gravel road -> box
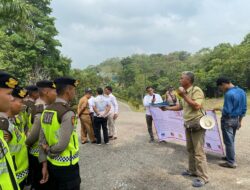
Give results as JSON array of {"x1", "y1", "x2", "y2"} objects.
[{"x1": 78, "y1": 102, "x2": 250, "y2": 190}]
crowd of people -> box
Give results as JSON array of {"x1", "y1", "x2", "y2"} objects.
[
  {"x1": 77, "y1": 86, "x2": 119, "y2": 145},
  {"x1": 0, "y1": 71, "x2": 120, "y2": 190},
  {"x1": 143, "y1": 71, "x2": 247, "y2": 188},
  {"x1": 0, "y1": 70, "x2": 247, "y2": 189},
  {"x1": 0, "y1": 71, "x2": 83, "y2": 190}
]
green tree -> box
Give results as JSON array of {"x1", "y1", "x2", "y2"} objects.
[{"x1": 0, "y1": 0, "x2": 71, "y2": 85}]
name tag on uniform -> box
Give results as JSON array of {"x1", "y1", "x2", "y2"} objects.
[{"x1": 43, "y1": 112, "x2": 54, "y2": 124}]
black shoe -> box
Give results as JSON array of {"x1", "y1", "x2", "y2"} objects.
[{"x1": 221, "y1": 156, "x2": 227, "y2": 161}]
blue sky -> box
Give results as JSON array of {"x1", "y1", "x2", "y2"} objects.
[{"x1": 51, "y1": 0, "x2": 250, "y2": 68}]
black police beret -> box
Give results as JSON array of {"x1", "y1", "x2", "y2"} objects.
[
  {"x1": 25, "y1": 85, "x2": 38, "y2": 92},
  {"x1": 54, "y1": 77, "x2": 79, "y2": 87},
  {"x1": 36, "y1": 80, "x2": 56, "y2": 89},
  {"x1": 0, "y1": 71, "x2": 18, "y2": 89},
  {"x1": 12, "y1": 86, "x2": 28, "y2": 99}
]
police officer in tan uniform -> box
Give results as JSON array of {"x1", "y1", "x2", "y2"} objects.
[
  {"x1": 23, "y1": 85, "x2": 39, "y2": 135},
  {"x1": 0, "y1": 71, "x2": 20, "y2": 190},
  {"x1": 26, "y1": 80, "x2": 57, "y2": 190},
  {"x1": 39, "y1": 77, "x2": 81, "y2": 190},
  {"x1": 78, "y1": 88, "x2": 96, "y2": 144},
  {"x1": 6, "y1": 86, "x2": 29, "y2": 189}
]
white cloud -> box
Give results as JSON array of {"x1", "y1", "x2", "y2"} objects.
[{"x1": 51, "y1": 0, "x2": 250, "y2": 68}]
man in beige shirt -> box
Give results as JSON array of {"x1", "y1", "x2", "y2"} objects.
[
  {"x1": 161, "y1": 71, "x2": 209, "y2": 188},
  {"x1": 78, "y1": 88, "x2": 96, "y2": 144}
]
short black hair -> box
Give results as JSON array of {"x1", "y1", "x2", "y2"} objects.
[
  {"x1": 85, "y1": 88, "x2": 92, "y2": 94},
  {"x1": 146, "y1": 86, "x2": 153, "y2": 91},
  {"x1": 105, "y1": 86, "x2": 112, "y2": 92},
  {"x1": 216, "y1": 77, "x2": 231, "y2": 86},
  {"x1": 96, "y1": 87, "x2": 103, "y2": 95}
]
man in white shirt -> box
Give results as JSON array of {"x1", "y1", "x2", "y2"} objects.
[
  {"x1": 93, "y1": 88, "x2": 111, "y2": 145},
  {"x1": 104, "y1": 86, "x2": 119, "y2": 140},
  {"x1": 143, "y1": 86, "x2": 163, "y2": 142},
  {"x1": 88, "y1": 95, "x2": 95, "y2": 127}
]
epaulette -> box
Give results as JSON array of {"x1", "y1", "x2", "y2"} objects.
[
  {"x1": 46, "y1": 102, "x2": 74, "y2": 123},
  {"x1": 30, "y1": 104, "x2": 44, "y2": 124},
  {"x1": 35, "y1": 104, "x2": 44, "y2": 114}
]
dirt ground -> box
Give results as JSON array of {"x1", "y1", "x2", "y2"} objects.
[{"x1": 78, "y1": 102, "x2": 250, "y2": 190}]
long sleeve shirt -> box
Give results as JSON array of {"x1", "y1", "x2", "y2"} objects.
[
  {"x1": 78, "y1": 96, "x2": 90, "y2": 115},
  {"x1": 222, "y1": 86, "x2": 247, "y2": 118},
  {"x1": 105, "y1": 93, "x2": 119, "y2": 114},
  {"x1": 88, "y1": 96, "x2": 95, "y2": 113},
  {"x1": 143, "y1": 93, "x2": 163, "y2": 115},
  {"x1": 25, "y1": 99, "x2": 46, "y2": 147}
]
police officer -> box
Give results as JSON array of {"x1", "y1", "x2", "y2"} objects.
[
  {"x1": 0, "y1": 71, "x2": 20, "y2": 190},
  {"x1": 25, "y1": 80, "x2": 57, "y2": 190},
  {"x1": 39, "y1": 77, "x2": 81, "y2": 190},
  {"x1": 25, "y1": 85, "x2": 39, "y2": 103},
  {"x1": 23, "y1": 85, "x2": 39, "y2": 134},
  {"x1": 6, "y1": 86, "x2": 29, "y2": 189}
]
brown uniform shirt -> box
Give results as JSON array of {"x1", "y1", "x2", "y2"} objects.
[
  {"x1": 78, "y1": 96, "x2": 90, "y2": 115},
  {"x1": 180, "y1": 86, "x2": 205, "y2": 122}
]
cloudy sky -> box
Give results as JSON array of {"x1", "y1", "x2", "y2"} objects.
[{"x1": 51, "y1": 0, "x2": 250, "y2": 68}]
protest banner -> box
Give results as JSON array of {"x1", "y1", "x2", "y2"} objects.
[{"x1": 150, "y1": 107, "x2": 224, "y2": 155}]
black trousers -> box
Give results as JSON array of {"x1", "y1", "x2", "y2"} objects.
[
  {"x1": 48, "y1": 162, "x2": 81, "y2": 190},
  {"x1": 29, "y1": 154, "x2": 50, "y2": 190},
  {"x1": 90, "y1": 113, "x2": 95, "y2": 138},
  {"x1": 94, "y1": 117, "x2": 109, "y2": 144},
  {"x1": 146, "y1": 115, "x2": 154, "y2": 140}
]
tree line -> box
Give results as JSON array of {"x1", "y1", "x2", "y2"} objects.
[
  {"x1": 1, "y1": 1, "x2": 249, "y2": 106},
  {"x1": 0, "y1": 0, "x2": 71, "y2": 86},
  {"x1": 77, "y1": 34, "x2": 250, "y2": 107}
]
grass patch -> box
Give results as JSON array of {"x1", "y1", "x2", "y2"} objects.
[{"x1": 117, "y1": 98, "x2": 144, "y2": 112}]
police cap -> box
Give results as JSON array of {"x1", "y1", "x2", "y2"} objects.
[
  {"x1": 36, "y1": 80, "x2": 56, "y2": 89},
  {"x1": 12, "y1": 86, "x2": 28, "y2": 99},
  {"x1": 54, "y1": 77, "x2": 79, "y2": 87},
  {"x1": 25, "y1": 85, "x2": 38, "y2": 92},
  {"x1": 0, "y1": 71, "x2": 18, "y2": 89}
]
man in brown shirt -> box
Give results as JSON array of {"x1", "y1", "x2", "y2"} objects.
[
  {"x1": 78, "y1": 88, "x2": 96, "y2": 144},
  {"x1": 161, "y1": 71, "x2": 209, "y2": 188}
]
